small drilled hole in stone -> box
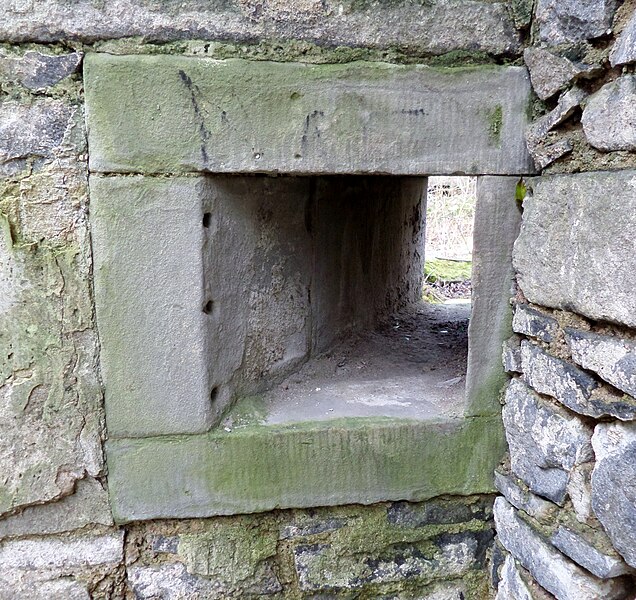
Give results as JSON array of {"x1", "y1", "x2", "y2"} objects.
[
  {"x1": 210, "y1": 387, "x2": 219, "y2": 403},
  {"x1": 202, "y1": 212, "x2": 212, "y2": 228},
  {"x1": 204, "y1": 300, "x2": 214, "y2": 314}
]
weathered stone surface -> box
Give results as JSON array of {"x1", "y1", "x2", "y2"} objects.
[
  {"x1": 551, "y1": 526, "x2": 633, "y2": 579},
  {"x1": 514, "y1": 171, "x2": 636, "y2": 328},
  {"x1": 178, "y1": 521, "x2": 280, "y2": 593},
  {"x1": 582, "y1": 75, "x2": 636, "y2": 151},
  {"x1": 85, "y1": 54, "x2": 534, "y2": 176},
  {"x1": 527, "y1": 138, "x2": 574, "y2": 171},
  {"x1": 0, "y1": 200, "x2": 104, "y2": 517},
  {"x1": 91, "y1": 175, "x2": 215, "y2": 437},
  {"x1": 128, "y1": 562, "x2": 276, "y2": 600},
  {"x1": 465, "y1": 177, "x2": 522, "y2": 417},
  {"x1": 520, "y1": 341, "x2": 605, "y2": 417},
  {"x1": 567, "y1": 463, "x2": 594, "y2": 525},
  {"x1": 508, "y1": 0, "x2": 535, "y2": 29},
  {"x1": 494, "y1": 471, "x2": 557, "y2": 522},
  {"x1": 535, "y1": 0, "x2": 618, "y2": 44},
  {"x1": 0, "y1": 532, "x2": 124, "y2": 572},
  {"x1": 293, "y1": 529, "x2": 492, "y2": 591},
  {"x1": 106, "y1": 416, "x2": 505, "y2": 522},
  {"x1": 566, "y1": 328, "x2": 636, "y2": 398},
  {"x1": 0, "y1": 576, "x2": 90, "y2": 600},
  {"x1": 0, "y1": 99, "x2": 77, "y2": 176},
  {"x1": 502, "y1": 379, "x2": 593, "y2": 504},
  {"x1": 128, "y1": 563, "x2": 214, "y2": 600},
  {"x1": 512, "y1": 304, "x2": 559, "y2": 343},
  {"x1": 0, "y1": 478, "x2": 112, "y2": 539},
  {"x1": 525, "y1": 88, "x2": 587, "y2": 169},
  {"x1": 129, "y1": 500, "x2": 495, "y2": 598},
  {"x1": 0, "y1": 73, "x2": 103, "y2": 529},
  {"x1": 150, "y1": 535, "x2": 179, "y2": 555},
  {"x1": 494, "y1": 498, "x2": 631, "y2": 600},
  {"x1": 524, "y1": 48, "x2": 598, "y2": 100},
  {"x1": 0, "y1": 1, "x2": 520, "y2": 56},
  {"x1": 591, "y1": 422, "x2": 636, "y2": 568},
  {"x1": 0, "y1": 51, "x2": 82, "y2": 90},
  {"x1": 387, "y1": 496, "x2": 493, "y2": 528},
  {"x1": 496, "y1": 554, "x2": 554, "y2": 600},
  {"x1": 503, "y1": 336, "x2": 523, "y2": 373},
  {"x1": 0, "y1": 534, "x2": 120, "y2": 600},
  {"x1": 280, "y1": 517, "x2": 348, "y2": 540},
  {"x1": 530, "y1": 88, "x2": 588, "y2": 139},
  {"x1": 610, "y1": 9, "x2": 636, "y2": 66}
]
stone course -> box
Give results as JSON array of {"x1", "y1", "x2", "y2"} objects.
[
  {"x1": 0, "y1": 0, "x2": 521, "y2": 58},
  {"x1": 534, "y1": 0, "x2": 618, "y2": 44},
  {"x1": 502, "y1": 379, "x2": 594, "y2": 504},
  {"x1": 523, "y1": 47, "x2": 598, "y2": 101},
  {"x1": 495, "y1": 554, "x2": 555, "y2": 600},
  {"x1": 566, "y1": 328, "x2": 636, "y2": 398},
  {"x1": 520, "y1": 341, "x2": 603, "y2": 418},
  {"x1": 494, "y1": 498, "x2": 631, "y2": 600},
  {"x1": 512, "y1": 304, "x2": 559, "y2": 344},
  {"x1": 611, "y1": 9, "x2": 636, "y2": 66},
  {"x1": 525, "y1": 87, "x2": 587, "y2": 169},
  {"x1": 514, "y1": 171, "x2": 636, "y2": 326},
  {"x1": 582, "y1": 75, "x2": 636, "y2": 152},
  {"x1": 591, "y1": 422, "x2": 636, "y2": 569},
  {"x1": 124, "y1": 498, "x2": 495, "y2": 599},
  {"x1": 501, "y1": 136, "x2": 636, "y2": 594},
  {"x1": 0, "y1": 51, "x2": 82, "y2": 90}
]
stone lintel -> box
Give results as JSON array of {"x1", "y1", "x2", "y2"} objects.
[{"x1": 84, "y1": 54, "x2": 535, "y2": 176}]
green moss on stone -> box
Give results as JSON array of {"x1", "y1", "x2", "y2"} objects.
[
  {"x1": 487, "y1": 104, "x2": 503, "y2": 146},
  {"x1": 424, "y1": 258, "x2": 472, "y2": 283},
  {"x1": 178, "y1": 519, "x2": 278, "y2": 583},
  {"x1": 515, "y1": 179, "x2": 527, "y2": 204},
  {"x1": 106, "y1": 415, "x2": 505, "y2": 522},
  {"x1": 91, "y1": 37, "x2": 504, "y2": 68},
  {"x1": 426, "y1": 49, "x2": 495, "y2": 67},
  {"x1": 508, "y1": 0, "x2": 535, "y2": 29}
]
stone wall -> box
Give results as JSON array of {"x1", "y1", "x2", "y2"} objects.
[
  {"x1": 0, "y1": 5, "x2": 523, "y2": 596},
  {"x1": 492, "y1": 2, "x2": 636, "y2": 598},
  {"x1": 3, "y1": 1, "x2": 636, "y2": 598}
]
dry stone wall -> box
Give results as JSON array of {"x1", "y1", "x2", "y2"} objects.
[{"x1": 493, "y1": 2, "x2": 636, "y2": 598}]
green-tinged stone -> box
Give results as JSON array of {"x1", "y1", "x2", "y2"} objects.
[
  {"x1": 106, "y1": 415, "x2": 505, "y2": 522},
  {"x1": 84, "y1": 54, "x2": 534, "y2": 176}
]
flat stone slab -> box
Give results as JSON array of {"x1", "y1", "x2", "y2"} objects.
[
  {"x1": 494, "y1": 497, "x2": 631, "y2": 600},
  {"x1": 502, "y1": 379, "x2": 593, "y2": 505},
  {"x1": 91, "y1": 175, "x2": 215, "y2": 437},
  {"x1": 106, "y1": 416, "x2": 505, "y2": 522},
  {"x1": 1, "y1": 1, "x2": 520, "y2": 56},
  {"x1": 591, "y1": 421, "x2": 636, "y2": 568},
  {"x1": 84, "y1": 54, "x2": 534, "y2": 176},
  {"x1": 465, "y1": 176, "x2": 521, "y2": 417},
  {"x1": 514, "y1": 171, "x2": 636, "y2": 328}
]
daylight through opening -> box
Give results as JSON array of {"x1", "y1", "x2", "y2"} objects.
[{"x1": 201, "y1": 174, "x2": 477, "y2": 430}]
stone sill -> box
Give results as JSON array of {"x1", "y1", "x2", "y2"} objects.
[{"x1": 107, "y1": 415, "x2": 505, "y2": 523}]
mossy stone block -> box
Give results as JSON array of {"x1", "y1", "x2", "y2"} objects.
[
  {"x1": 84, "y1": 54, "x2": 535, "y2": 176},
  {"x1": 106, "y1": 416, "x2": 505, "y2": 522}
]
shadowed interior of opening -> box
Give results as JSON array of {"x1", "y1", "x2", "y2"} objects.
[{"x1": 200, "y1": 174, "x2": 475, "y2": 428}]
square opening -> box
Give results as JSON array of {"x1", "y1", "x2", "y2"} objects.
[
  {"x1": 87, "y1": 54, "x2": 530, "y2": 520},
  {"x1": 202, "y1": 174, "x2": 476, "y2": 428}
]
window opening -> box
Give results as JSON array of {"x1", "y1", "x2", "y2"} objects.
[{"x1": 215, "y1": 175, "x2": 476, "y2": 429}]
